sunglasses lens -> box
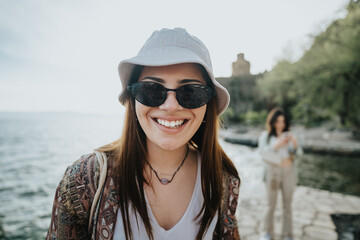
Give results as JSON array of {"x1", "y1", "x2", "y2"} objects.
[
  {"x1": 131, "y1": 82, "x2": 166, "y2": 107},
  {"x1": 177, "y1": 85, "x2": 214, "y2": 109}
]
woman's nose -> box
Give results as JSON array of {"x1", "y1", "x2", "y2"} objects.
[{"x1": 159, "y1": 91, "x2": 183, "y2": 112}]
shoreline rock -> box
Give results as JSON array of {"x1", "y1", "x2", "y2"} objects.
[{"x1": 221, "y1": 126, "x2": 360, "y2": 157}]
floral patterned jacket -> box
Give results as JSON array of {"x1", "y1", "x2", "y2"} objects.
[{"x1": 46, "y1": 152, "x2": 241, "y2": 240}]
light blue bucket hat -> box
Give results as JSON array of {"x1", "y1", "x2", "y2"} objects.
[{"x1": 117, "y1": 27, "x2": 230, "y2": 115}]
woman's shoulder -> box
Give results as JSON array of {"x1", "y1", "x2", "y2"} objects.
[
  {"x1": 259, "y1": 130, "x2": 268, "y2": 139},
  {"x1": 64, "y1": 152, "x2": 101, "y2": 183},
  {"x1": 46, "y1": 153, "x2": 104, "y2": 238},
  {"x1": 72, "y1": 152, "x2": 97, "y2": 166},
  {"x1": 57, "y1": 153, "x2": 103, "y2": 218},
  {"x1": 258, "y1": 130, "x2": 270, "y2": 149},
  {"x1": 58, "y1": 153, "x2": 102, "y2": 207}
]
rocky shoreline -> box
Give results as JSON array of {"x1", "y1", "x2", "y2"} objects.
[{"x1": 221, "y1": 125, "x2": 360, "y2": 157}]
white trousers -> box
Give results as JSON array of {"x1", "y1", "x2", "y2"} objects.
[{"x1": 263, "y1": 164, "x2": 296, "y2": 238}]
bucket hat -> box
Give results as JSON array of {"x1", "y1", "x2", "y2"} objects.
[{"x1": 117, "y1": 27, "x2": 230, "y2": 115}]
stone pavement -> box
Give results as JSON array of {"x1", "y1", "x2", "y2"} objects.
[
  {"x1": 236, "y1": 184, "x2": 360, "y2": 240},
  {"x1": 219, "y1": 137, "x2": 360, "y2": 240}
]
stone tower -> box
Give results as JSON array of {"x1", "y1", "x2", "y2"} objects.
[{"x1": 232, "y1": 53, "x2": 251, "y2": 76}]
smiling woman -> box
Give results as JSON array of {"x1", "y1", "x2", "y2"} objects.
[{"x1": 46, "y1": 27, "x2": 240, "y2": 240}]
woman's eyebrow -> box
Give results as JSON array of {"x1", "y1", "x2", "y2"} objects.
[
  {"x1": 141, "y1": 77, "x2": 203, "y2": 84},
  {"x1": 180, "y1": 79, "x2": 203, "y2": 84},
  {"x1": 141, "y1": 76, "x2": 164, "y2": 83}
]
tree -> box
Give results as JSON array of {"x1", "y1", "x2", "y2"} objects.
[
  {"x1": 257, "y1": 1, "x2": 360, "y2": 136},
  {"x1": 294, "y1": 0, "x2": 360, "y2": 132}
]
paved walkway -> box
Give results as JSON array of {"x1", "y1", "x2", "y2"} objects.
[
  {"x1": 236, "y1": 184, "x2": 360, "y2": 240},
  {"x1": 219, "y1": 137, "x2": 360, "y2": 240}
]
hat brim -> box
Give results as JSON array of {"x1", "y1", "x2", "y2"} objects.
[{"x1": 118, "y1": 46, "x2": 230, "y2": 115}]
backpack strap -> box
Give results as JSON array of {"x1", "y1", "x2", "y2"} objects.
[{"x1": 88, "y1": 151, "x2": 108, "y2": 231}]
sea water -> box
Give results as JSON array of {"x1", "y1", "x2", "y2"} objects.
[{"x1": 0, "y1": 112, "x2": 124, "y2": 239}]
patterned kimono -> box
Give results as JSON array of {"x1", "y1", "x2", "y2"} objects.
[{"x1": 46, "y1": 152, "x2": 241, "y2": 240}]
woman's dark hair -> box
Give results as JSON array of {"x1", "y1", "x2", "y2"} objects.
[
  {"x1": 265, "y1": 107, "x2": 290, "y2": 143},
  {"x1": 96, "y1": 63, "x2": 239, "y2": 240}
]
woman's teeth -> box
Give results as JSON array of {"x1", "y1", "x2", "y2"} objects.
[{"x1": 156, "y1": 119, "x2": 185, "y2": 128}]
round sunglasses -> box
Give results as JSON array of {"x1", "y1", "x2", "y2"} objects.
[{"x1": 127, "y1": 82, "x2": 215, "y2": 109}]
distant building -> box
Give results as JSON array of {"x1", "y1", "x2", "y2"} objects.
[
  {"x1": 232, "y1": 53, "x2": 251, "y2": 76},
  {"x1": 217, "y1": 53, "x2": 262, "y2": 115}
]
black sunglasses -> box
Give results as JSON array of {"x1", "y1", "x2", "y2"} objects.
[{"x1": 127, "y1": 82, "x2": 215, "y2": 109}]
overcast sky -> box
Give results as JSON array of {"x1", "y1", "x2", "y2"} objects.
[{"x1": 0, "y1": 0, "x2": 349, "y2": 114}]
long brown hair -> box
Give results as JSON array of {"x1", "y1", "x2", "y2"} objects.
[
  {"x1": 265, "y1": 107, "x2": 290, "y2": 143},
  {"x1": 96, "y1": 64, "x2": 239, "y2": 240}
]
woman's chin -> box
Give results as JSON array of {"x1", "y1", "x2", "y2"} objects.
[{"x1": 151, "y1": 140, "x2": 187, "y2": 152}]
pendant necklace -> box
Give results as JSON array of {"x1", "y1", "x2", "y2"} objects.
[{"x1": 146, "y1": 145, "x2": 189, "y2": 185}]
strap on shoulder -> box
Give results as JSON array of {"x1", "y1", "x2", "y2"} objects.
[{"x1": 88, "y1": 151, "x2": 108, "y2": 231}]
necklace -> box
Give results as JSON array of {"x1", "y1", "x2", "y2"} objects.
[{"x1": 146, "y1": 145, "x2": 189, "y2": 185}]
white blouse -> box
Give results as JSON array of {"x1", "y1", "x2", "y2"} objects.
[
  {"x1": 113, "y1": 151, "x2": 218, "y2": 240},
  {"x1": 269, "y1": 135, "x2": 291, "y2": 159}
]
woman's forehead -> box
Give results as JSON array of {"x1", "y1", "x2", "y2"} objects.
[
  {"x1": 138, "y1": 63, "x2": 206, "y2": 84},
  {"x1": 276, "y1": 115, "x2": 285, "y2": 121}
]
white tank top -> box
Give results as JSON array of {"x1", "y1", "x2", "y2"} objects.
[{"x1": 113, "y1": 151, "x2": 218, "y2": 240}]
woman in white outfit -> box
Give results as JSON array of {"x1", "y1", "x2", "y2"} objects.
[{"x1": 258, "y1": 107, "x2": 302, "y2": 240}]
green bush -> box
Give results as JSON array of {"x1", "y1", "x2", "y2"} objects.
[
  {"x1": 221, "y1": 108, "x2": 268, "y2": 126},
  {"x1": 244, "y1": 110, "x2": 267, "y2": 126},
  {"x1": 221, "y1": 107, "x2": 243, "y2": 124}
]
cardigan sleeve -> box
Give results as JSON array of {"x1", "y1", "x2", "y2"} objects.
[
  {"x1": 227, "y1": 173, "x2": 241, "y2": 240},
  {"x1": 213, "y1": 171, "x2": 241, "y2": 240},
  {"x1": 258, "y1": 131, "x2": 274, "y2": 152},
  {"x1": 46, "y1": 153, "x2": 100, "y2": 240}
]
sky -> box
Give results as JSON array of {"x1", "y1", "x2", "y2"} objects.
[{"x1": 0, "y1": 0, "x2": 349, "y2": 114}]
